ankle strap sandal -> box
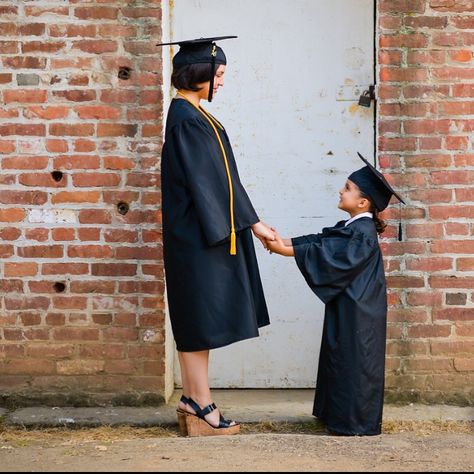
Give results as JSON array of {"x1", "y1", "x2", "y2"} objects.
[{"x1": 185, "y1": 398, "x2": 240, "y2": 437}]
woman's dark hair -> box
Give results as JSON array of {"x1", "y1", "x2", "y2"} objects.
[
  {"x1": 360, "y1": 191, "x2": 387, "y2": 235},
  {"x1": 171, "y1": 63, "x2": 213, "y2": 91}
]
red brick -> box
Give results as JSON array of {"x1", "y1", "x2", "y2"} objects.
[
  {"x1": 73, "y1": 173, "x2": 120, "y2": 187},
  {"x1": 0, "y1": 228, "x2": 21, "y2": 241},
  {"x1": 49, "y1": 123, "x2": 94, "y2": 136},
  {"x1": 104, "y1": 230, "x2": 138, "y2": 243},
  {"x1": 0, "y1": 140, "x2": 15, "y2": 153},
  {"x1": 97, "y1": 124, "x2": 137, "y2": 137},
  {"x1": 0, "y1": 190, "x2": 48, "y2": 205},
  {"x1": 104, "y1": 156, "x2": 135, "y2": 170},
  {"x1": 78, "y1": 210, "x2": 112, "y2": 224},
  {"x1": 0, "y1": 124, "x2": 46, "y2": 137},
  {"x1": 20, "y1": 173, "x2": 67, "y2": 187},
  {"x1": 429, "y1": 205, "x2": 474, "y2": 219},
  {"x1": 78, "y1": 228, "x2": 101, "y2": 241},
  {"x1": 52, "y1": 90, "x2": 96, "y2": 102},
  {"x1": 25, "y1": 106, "x2": 69, "y2": 120},
  {"x1": 432, "y1": 240, "x2": 474, "y2": 254},
  {"x1": 430, "y1": 275, "x2": 474, "y2": 289},
  {"x1": 434, "y1": 308, "x2": 474, "y2": 322},
  {"x1": 406, "y1": 291, "x2": 443, "y2": 307},
  {"x1": 379, "y1": 0, "x2": 426, "y2": 13},
  {"x1": 407, "y1": 324, "x2": 452, "y2": 338},
  {"x1": 25, "y1": 228, "x2": 49, "y2": 242},
  {"x1": 446, "y1": 223, "x2": 469, "y2": 235},
  {"x1": 0, "y1": 209, "x2": 26, "y2": 222},
  {"x1": 71, "y1": 281, "x2": 115, "y2": 294},
  {"x1": 2, "y1": 156, "x2": 49, "y2": 170},
  {"x1": 5, "y1": 296, "x2": 50, "y2": 311},
  {"x1": 403, "y1": 154, "x2": 451, "y2": 168},
  {"x1": 46, "y1": 139, "x2": 68, "y2": 153},
  {"x1": 91, "y1": 264, "x2": 137, "y2": 276},
  {"x1": 73, "y1": 40, "x2": 117, "y2": 54},
  {"x1": 22, "y1": 41, "x2": 66, "y2": 54},
  {"x1": 102, "y1": 327, "x2": 139, "y2": 342},
  {"x1": 25, "y1": 6, "x2": 68, "y2": 16},
  {"x1": 53, "y1": 296, "x2": 87, "y2": 310},
  {"x1": 457, "y1": 258, "x2": 474, "y2": 271},
  {"x1": 68, "y1": 245, "x2": 113, "y2": 259},
  {"x1": 73, "y1": 139, "x2": 96, "y2": 152},
  {"x1": 406, "y1": 256, "x2": 453, "y2": 271},
  {"x1": 386, "y1": 276, "x2": 425, "y2": 288},
  {"x1": 115, "y1": 246, "x2": 161, "y2": 260},
  {"x1": 75, "y1": 106, "x2": 121, "y2": 120},
  {"x1": 53, "y1": 327, "x2": 100, "y2": 341},
  {"x1": 0, "y1": 245, "x2": 14, "y2": 258},
  {"x1": 42, "y1": 263, "x2": 88, "y2": 275},
  {"x1": 52, "y1": 191, "x2": 100, "y2": 204},
  {"x1": 4, "y1": 263, "x2": 38, "y2": 277},
  {"x1": 431, "y1": 341, "x2": 473, "y2": 356},
  {"x1": 405, "y1": 15, "x2": 448, "y2": 28},
  {"x1": 74, "y1": 7, "x2": 119, "y2": 20},
  {"x1": 3, "y1": 57, "x2": 47, "y2": 69},
  {"x1": 18, "y1": 245, "x2": 63, "y2": 258},
  {"x1": 54, "y1": 155, "x2": 100, "y2": 170}
]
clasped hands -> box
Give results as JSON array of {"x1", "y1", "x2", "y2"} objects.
[{"x1": 251, "y1": 221, "x2": 286, "y2": 255}]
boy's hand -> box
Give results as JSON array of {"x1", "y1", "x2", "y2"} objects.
[{"x1": 265, "y1": 230, "x2": 294, "y2": 257}]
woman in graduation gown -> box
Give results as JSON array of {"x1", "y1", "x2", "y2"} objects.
[
  {"x1": 266, "y1": 154, "x2": 404, "y2": 436},
  {"x1": 158, "y1": 37, "x2": 274, "y2": 436}
]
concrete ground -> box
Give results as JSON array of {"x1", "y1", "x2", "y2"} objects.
[
  {"x1": 3, "y1": 390, "x2": 474, "y2": 428},
  {"x1": 1, "y1": 391, "x2": 473, "y2": 472}
]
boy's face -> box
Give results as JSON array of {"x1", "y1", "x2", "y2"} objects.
[{"x1": 338, "y1": 179, "x2": 370, "y2": 216}]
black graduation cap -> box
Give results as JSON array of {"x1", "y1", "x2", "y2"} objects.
[
  {"x1": 349, "y1": 152, "x2": 405, "y2": 212},
  {"x1": 157, "y1": 36, "x2": 237, "y2": 102}
]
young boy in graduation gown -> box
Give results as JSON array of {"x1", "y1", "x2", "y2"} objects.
[{"x1": 266, "y1": 153, "x2": 404, "y2": 436}]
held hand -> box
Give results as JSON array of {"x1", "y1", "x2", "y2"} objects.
[
  {"x1": 266, "y1": 232, "x2": 294, "y2": 257},
  {"x1": 252, "y1": 221, "x2": 276, "y2": 249}
]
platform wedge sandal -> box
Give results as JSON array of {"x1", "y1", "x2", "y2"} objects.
[
  {"x1": 184, "y1": 398, "x2": 240, "y2": 437},
  {"x1": 176, "y1": 395, "x2": 190, "y2": 436}
]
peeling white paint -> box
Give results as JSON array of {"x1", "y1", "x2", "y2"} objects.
[
  {"x1": 143, "y1": 330, "x2": 156, "y2": 342},
  {"x1": 28, "y1": 209, "x2": 77, "y2": 224}
]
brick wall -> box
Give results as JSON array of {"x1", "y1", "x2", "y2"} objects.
[
  {"x1": 378, "y1": 0, "x2": 474, "y2": 404},
  {"x1": 0, "y1": 0, "x2": 165, "y2": 406},
  {"x1": 1, "y1": 0, "x2": 473, "y2": 407}
]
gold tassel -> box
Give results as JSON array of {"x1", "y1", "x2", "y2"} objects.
[{"x1": 230, "y1": 231, "x2": 237, "y2": 255}]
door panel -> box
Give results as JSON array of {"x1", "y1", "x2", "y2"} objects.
[{"x1": 168, "y1": 0, "x2": 375, "y2": 387}]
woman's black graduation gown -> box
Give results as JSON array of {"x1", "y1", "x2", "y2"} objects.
[
  {"x1": 292, "y1": 217, "x2": 387, "y2": 436},
  {"x1": 161, "y1": 98, "x2": 270, "y2": 352}
]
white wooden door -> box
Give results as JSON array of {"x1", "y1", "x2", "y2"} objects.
[{"x1": 168, "y1": 0, "x2": 375, "y2": 387}]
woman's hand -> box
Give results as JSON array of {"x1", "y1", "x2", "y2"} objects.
[{"x1": 251, "y1": 221, "x2": 276, "y2": 249}]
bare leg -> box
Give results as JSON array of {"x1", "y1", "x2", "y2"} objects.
[
  {"x1": 178, "y1": 350, "x2": 235, "y2": 427},
  {"x1": 177, "y1": 352, "x2": 192, "y2": 412}
]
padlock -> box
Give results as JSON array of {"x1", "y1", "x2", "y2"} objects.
[
  {"x1": 358, "y1": 85, "x2": 375, "y2": 108},
  {"x1": 358, "y1": 90, "x2": 372, "y2": 107}
]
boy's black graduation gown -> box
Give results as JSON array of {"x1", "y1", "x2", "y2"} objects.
[
  {"x1": 292, "y1": 217, "x2": 387, "y2": 436},
  {"x1": 161, "y1": 98, "x2": 270, "y2": 352}
]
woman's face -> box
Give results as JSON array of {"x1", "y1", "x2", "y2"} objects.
[
  {"x1": 197, "y1": 64, "x2": 226, "y2": 101},
  {"x1": 338, "y1": 179, "x2": 369, "y2": 215}
]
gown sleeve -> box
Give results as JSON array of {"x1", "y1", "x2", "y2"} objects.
[
  {"x1": 291, "y1": 226, "x2": 378, "y2": 304},
  {"x1": 171, "y1": 117, "x2": 259, "y2": 247}
]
